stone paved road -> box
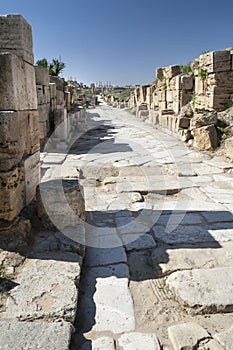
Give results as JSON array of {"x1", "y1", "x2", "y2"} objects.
[{"x1": 42, "y1": 103, "x2": 233, "y2": 349}]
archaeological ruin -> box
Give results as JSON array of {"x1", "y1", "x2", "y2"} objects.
[{"x1": 0, "y1": 13, "x2": 233, "y2": 350}]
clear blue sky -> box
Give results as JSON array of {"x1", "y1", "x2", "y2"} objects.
[{"x1": 1, "y1": 0, "x2": 233, "y2": 85}]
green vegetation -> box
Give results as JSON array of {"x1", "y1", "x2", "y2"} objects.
[
  {"x1": 202, "y1": 50, "x2": 210, "y2": 55},
  {"x1": 224, "y1": 97, "x2": 233, "y2": 110},
  {"x1": 217, "y1": 117, "x2": 229, "y2": 143},
  {"x1": 0, "y1": 265, "x2": 12, "y2": 280},
  {"x1": 36, "y1": 57, "x2": 66, "y2": 77},
  {"x1": 180, "y1": 62, "x2": 193, "y2": 75},
  {"x1": 106, "y1": 87, "x2": 134, "y2": 102},
  {"x1": 49, "y1": 58, "x2": 65, "y2": 76},
  {"x1": 36, "y1": 58, "x2": 48, "y2": 68},
  {"x1": 198, "y1": 68, "x2": 208, "y2": 81}
]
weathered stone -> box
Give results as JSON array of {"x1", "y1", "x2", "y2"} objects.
[
  {"x1": 92, "y1": 337, "x2": 116, "y2": 350},
  {"x1": 0, "y1": 15, "x2": 34, "y2": 64},
  {"x1": 214, "y1": 325, "x2": 233, "y2": 349},
  {"x1": 38, "y1": 103, "x2": 50, "y2": 122},
  {"x1": 118, "y1": 332, "x2": 161, "y2": 350},
  {"x1": 3, "y1": 258, "x2": 80, "y2": 322},
  {"x1": 225, "y1": 136, "x2": 233, "y2": 161},
  {"x1": 82, "y1": 264, "x2": 135, "y2": 333},
  {"x1": 193, "y1": 125, "x2": 218, "y2": 150},
  {"x1": 85, "y1": 246, "x2": 127, "y2": 266},
  {"x1": 23, "y1": 151, "x2": 40, "y2": 205},
  {"x1": 37, "y1": 179, "x2": 85, "y2": 230},
  {"x1": 177, "y1": 116, "x2": 190, "y2": 129},
  {"x1": 0, "y1": 321, "x2": 72, "y2": 350},
  {"x1": 0, "y1": 167, "x2": 25, "y2": 221},
  {"x1": 0, "y1": 52, "x2": 37, "y2": 111},
  {"x1": 190, "y1": 112, "x2": 218, "y2": 129},
  {"x1": 165, "y1": 65, "x2": 181, "y2": 79},
  {"x1": 152, "y1": 241, "x2": 233, "y2": 277},
  {"x1": 122, "y1": 233, "x2": 156, "y2": 251},
  {"x1": 168, "y1": 322, "x2": 210, "y2": 350},
  {"x1": 166, "y1": 267, "x2": 233, "y2": 313},
  {"x1": 35, "y1": 65, "x2": 49, "y2": 85},
  {"x1": 156, "y1": 68, "x2": 164, "y2": 80},
  {"x1": 181, "y1": 75, "x2": 194, "y2": 90},
  {"x1": 0, "y1": 110, "x2": 39, "y2": 170},
  {"x1": 179, "y1": 102, "x2": 194, "y2": 118},
  {"x1": 0, "y1": 217, "x2": 31, "y2": 252},
  {"x1": 50, "y1": 75, "x2": 64, "y2": 91}
]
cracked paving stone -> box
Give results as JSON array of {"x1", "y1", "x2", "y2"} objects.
[
  {"x1": 214, "y1": 325, "x2": 233, "y2": 350},
  {"x1": 118, "y1": 332, "x2": 161, "y2": 350}
]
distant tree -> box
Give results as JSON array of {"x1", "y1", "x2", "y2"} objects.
[
  {"x1": 36, "y1": 58, "x2": 48, "y2": 68},
  {"x1": 49, "y1": 58, "x2": 65, "y2": 77}
]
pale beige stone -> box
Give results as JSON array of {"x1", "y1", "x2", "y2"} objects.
[
  {"x1": 0, "y1": 52, "x2": 37, "y2": 110},
  {"x1": 193, "y1": 125, "x2": 218, "y2": 150}
]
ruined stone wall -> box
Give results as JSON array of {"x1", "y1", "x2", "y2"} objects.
[
  {"x1": 129, "y1": 49, "x2": 233, "y2": 153},
  {"x1": 0, "y1": 15, "x2": 40, "y2": 221}
]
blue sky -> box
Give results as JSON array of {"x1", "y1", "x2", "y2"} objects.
[{"x1": 1, "y1": 0, "x2": 233, "y2": 85}]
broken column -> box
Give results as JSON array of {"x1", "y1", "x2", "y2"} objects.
[{"x1": 0, "y1": 15, "x2": 40, "y2": 226}]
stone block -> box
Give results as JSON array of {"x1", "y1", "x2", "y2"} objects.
[
  {"x1": 225, "y1": 136, "x2": 233, "y2": 161},
  {"x1": 39, "y1": 120, "x2": 49, "y2": 141},
  {"x1": 0, "y1": 110, "x2": 39, "y2": 171},
  {"x1": 38, "y1": 103, "x2": 50, "y2": 122},
  {"x1": 0, "y1": 321, "x2": 72, "y2": 350},
  {"x1": 181, "y1": 75, "x2": 193, "y2": 90},
  {"x1": 36, "y1": 179, "x2": 85, "y2": 230},
  {"x1": 65, "y1": 91, "x2": 71, "y2": 111},
  {"x1": 118, "y1": 332, "x2": 161, "y2": 350},
  {"x1": 49, "y1": 82, "x2": 57, "y2": 98},
  {"x1": 200, "y1": 50, "x2": 231, "y2": 73},
  {"x1": 36, "y1": 85, "x2": 50, "y2": 105},
  {"x1": 56, "y1": 90, "x2": 65, "y2": 106},
  {"x1": 190, "y1": 112, "x2": 217, "y2": 129},
  {"x1": 193, "y1": 124, "x2": 218, "y2": 150},
  {"x1": 0, "y1": 14, "x2": 34, "y2": 64},
  {"x1": 54, "y1": 108, "x2": 67, "y2": 127},
  {"x1": 0, "y1": 167, "x2": 25, "y2": 221},
  {"x1": 50, "y1": 76, "x2": 64, "y2": 91},
  {"x1": 34, "y1": 65, "x2": 49, "y2": 85},
  {"x1": 177, "y1": 117, "x2": 190, "y2": 129},
  {"x1": 23, "y1": 151, "x2": 40, "y2": 205},
  {"x1": 165, "y1": 65, "x2": 181, "y2": 79},
  {"x1": 168, "y1": 323, "x2": 209, "y2": 350},
  {"x1": 156, "y1": 67, "x2": 164, "y2": 79},
  {"x1": 0, "y1": 52, "x2": 37, "y2": 110}
]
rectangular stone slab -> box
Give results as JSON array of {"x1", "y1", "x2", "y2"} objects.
[{"x1": 0, "y1": 321, "x2": 72, "y2": 350}]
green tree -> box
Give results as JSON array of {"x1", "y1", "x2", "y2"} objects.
[
  {"x1": 49, "y1": 58, "x2": 65, "y2": 76},
  {"x1": 36, "y1": 58, "x2": 48, "y2": 68}
]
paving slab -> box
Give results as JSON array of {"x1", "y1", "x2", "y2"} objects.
[
  {"x1": 166, "y1": 267, "x2": 233, "y2": 313},
  {"x1": 152, "y1": 241, "x2": 233, "y2": 276},
  {"x1": 168, "y1": 322, "x2": 210, "y2": 350},
  {"x1": 122, "y1": 233, "x2": 156, "y2": 251},
  {"x1": 3, "y1": 259, "x2": 80, "y2": 322},
  {"x1": 79, "y1": 264, "x2": 135, "y2": 334},
  {"x1": 214, "y1": 325, "x2": 233, "y2": 350},
  {"x1": 118, "y1": 332, "x2": 161, "y2": 350},
  {"x1": 92, "y1": 337, "x2": 116, "y2": 350},
  {"x1": 85, "y1": 246, "x2": 127, "y2": 266},
  {"x1": 42, "y1": 153, "x2": 67, "y2": 164},
  {"x1": 0, "y1": 321, "x2": 72, "y2": 350}
]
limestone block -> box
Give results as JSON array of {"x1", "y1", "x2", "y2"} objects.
[
  {"x1": 165, "y1": 65, "x2": 181, "y2": 79},
  {"x1": 65, "y1": 91, "x2": 71, "y2": 111},
  {"x1": 54, "y1": 108, "x2": 67, "y2": 128},
  {"x1": 23, "y1": 151, "x2": 40, "y2": 205},
  {"x1": 34, "y1": 65, "x2": 49, "y2": 85},
  {"x1": 37, "y1": 179, "x2": 85, "y2": 230},
  {"x1": 225, "y1": 136, "x2": 233, "y2": 161},
  {"x1": 193, "y1": 125, "x2": 218, "y2": 150},
  {"x1": 56, "y1": 90, "x2": 65, "y2": 106},
  {"x1": 0, "y1": 167, "x2": 25, "y2": 221},
  {"x1": 37, "y1": 85, "x2": 50, "y2": 105},
  {"x1": 200, "y1": 50, "x2": 231, "y2": 73},
  {"x1": 177, "y1": 117, "x2": 190, "y2": 129},
  {"x1": 190, "y1": 112, "x2": 217, "y2": 129},
  {"x1": 180, "y1": 91, "x2": 192, "y2": 107},
  {"x1": 39, "y1": 121, "x2": 49, "y2": 141},
  {"x1": 38, "y1": 103, "x2": 50, "y2": 122},
  {"x1": 181, "y1": 75, "x2": 193, "y2": 90},
  {"x1": 49, "y1": 82, "x2": 57, "y2": 98},
  {"x1": 166, "y1": 90, "x2": 173, "y2": 103},
  {"x1": 0, "y1": 52, "x2": 37, "y2": 110},
  {"x1": 0, "y1": 111, "x2": 39, "y2": 171},
  {"x1": 0, "y1": 321, "x2": 72, "y2": 350},
  {"x1": 0, "y1": 14, "x2": 34, "y2": 64},
  {"x1": 50, "y1": 76, "x2": 64, "y2": 91},
  {"x1": 179, "y1": 102, "x2": 194, "y2": 118},
  {"x1": 156, "y1": 67, "x2": 164, "y2": 79}
]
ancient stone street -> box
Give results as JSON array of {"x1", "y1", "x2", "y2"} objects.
[{"x1": 39, "y1": 102, "x2": 233, "y2": 349}]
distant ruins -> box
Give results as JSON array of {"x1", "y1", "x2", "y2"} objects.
[{"x1": 106, "y1": 51, "x2": 233, "y2": 160}]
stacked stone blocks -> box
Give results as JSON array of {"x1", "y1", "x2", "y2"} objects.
[{"x1": 0, "y1": 15, "x2": 40, "y2": 221}]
